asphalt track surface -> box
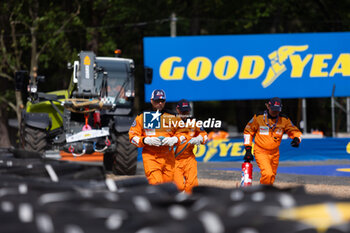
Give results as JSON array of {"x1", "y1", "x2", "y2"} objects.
[{"x1": 134, "y1": 160, "x2": 350, "y2": 186}]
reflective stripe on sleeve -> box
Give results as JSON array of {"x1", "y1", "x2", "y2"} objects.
[
  {"x1": 131, "y1": 136, "x2": 140, "y2": 146},
  {"x1": 244, "y1": 134, "x2": 251, "y2": 145}
]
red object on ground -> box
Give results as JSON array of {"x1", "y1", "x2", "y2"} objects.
[{"x1": 241, "y1": 161, "x2": 253, "y2": 187}]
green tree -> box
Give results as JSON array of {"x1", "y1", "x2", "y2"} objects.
[
  {"x1": 0, "y1": 0, "x2": 81, "y2": 146},
  {"x1": 1, "y1": 0, "x2": 349, "y2": 146}
]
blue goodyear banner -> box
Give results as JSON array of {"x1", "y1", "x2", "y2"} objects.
[
  {"x1": 143, "y1": 32, "x2": 350, "y2": 102},
  {"x1": 137, "y1": 138, "x2": 350, "y2": 162}
]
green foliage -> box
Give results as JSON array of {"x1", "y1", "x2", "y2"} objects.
[{"x1": 0, "y1": 0, "x2": 349, "y2": 135}]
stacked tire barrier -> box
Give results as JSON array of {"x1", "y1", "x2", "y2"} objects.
[{"x1": 0, "y1": 150, "x2": 350, "y2": 233}]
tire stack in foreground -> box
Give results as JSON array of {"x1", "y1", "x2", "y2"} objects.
[{"x1": 0, "y1": 149, "x2": 349, "y2": 233}]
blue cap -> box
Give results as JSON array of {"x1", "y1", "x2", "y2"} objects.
[
  {"x1": 151, "y1": 89, "x2": 166, "y2": 100},
  {"x1": 177, "y1": 99, "x2": 191, "y2": 112},
  {"x1": 268, "y1": 97, "x2": 282, "y2": 112}
]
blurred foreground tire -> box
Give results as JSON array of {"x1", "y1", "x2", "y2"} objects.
[{"x1": 10, "y1": 148, "x2": 42, "y2": 159}]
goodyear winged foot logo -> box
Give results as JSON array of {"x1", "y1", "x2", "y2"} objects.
[
  {"x1": 262, "y1": 45, "x2": 308, "y2": 87},
  {"x1": 159, "y1": 43, "x2": 349, "y2": 87}
]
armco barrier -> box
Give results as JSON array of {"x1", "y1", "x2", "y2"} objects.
[{"x1": 137, "y1": 138, "x2": 350, "y2": 162}]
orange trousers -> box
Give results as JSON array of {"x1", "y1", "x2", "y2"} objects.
[
  {"x1": 174, "y1": 155, "x2": 198, "y2": 193},
  {"x1": 142, "y1": 149, "x2": 175, "y2": 185},
  {"x1": 254, "y1": 146, "x2": 280, "y2": 185}
]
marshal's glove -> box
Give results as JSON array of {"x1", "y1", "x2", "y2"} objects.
[
  {"x1": 189, "y1": 135, "x2": 203, "y2": 146},
  {"x1": 144, "y1": 137, "x2": 161, "y2": 147},
  {"x1": 161, "y1": 136, "x2": 178, "y2": 146},
  {"x1": 243, "y1": 146, "x2": 254, "y2": 162},
  {"x1": 291, "y1": 137, "x2": 300, "y2": 147}
]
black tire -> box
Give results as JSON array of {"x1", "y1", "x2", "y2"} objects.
[
  {"x1": 111, "y1": 133, "x2": 138, "y2": 175},
  {"x1": 21, "y1": 125, "x2": 47, "y2": 153}
]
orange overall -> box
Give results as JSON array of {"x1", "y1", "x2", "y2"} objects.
[
  {"x1": 174, "y1": 124, "x2": 208, "y2": 193},
  {"x1": 208, "y1": 130, "x2": 229, "y2": 140},
  {"x1": 243, "y1": 112, "x2": 302, "y2": 185},
  {"x1": 129, "y1": 111, "x2": 178, "y2": 185}
]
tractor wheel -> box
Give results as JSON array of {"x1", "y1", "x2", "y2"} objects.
[
  {"x1": 111, "y1": 133, "x2": 138, "y2": 175},
  {"x1": 21, "y1": 125, "x2": 47, "y2": 153}
]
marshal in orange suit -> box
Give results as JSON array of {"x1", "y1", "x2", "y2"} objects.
[
  {"x1": 129, "y1": 89, "x2": 179, "y2": 185},
  {"x1": 174, "y1": 99, "x2": 208, "y2": 193},
  {"x1": 243, "y1": 97, "x2": 302, "y2": 185}
]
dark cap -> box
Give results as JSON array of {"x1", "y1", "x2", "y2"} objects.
[
  {"x1": 151, "y1": 89, "x2": 166, "y2": 100},
  {"x1": 177, "y1": 99, "x2": 191, "y2": 112},
  {"x1": 268, "y1": 97, "x2": 282, "y2": 112}
]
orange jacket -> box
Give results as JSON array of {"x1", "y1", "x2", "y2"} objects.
[
  {"x1": 243, "y1": 111, "x2": 302, "y2": 150},
  {"x1": 129, "y1": 110, "x2": 179, "y2": 152},
  {"x1": 174, "y1": 122, "x2": 208, "y2": 158},
  {"x1": 208, "y1": 130, "x2": 229, "y2": 140}
]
